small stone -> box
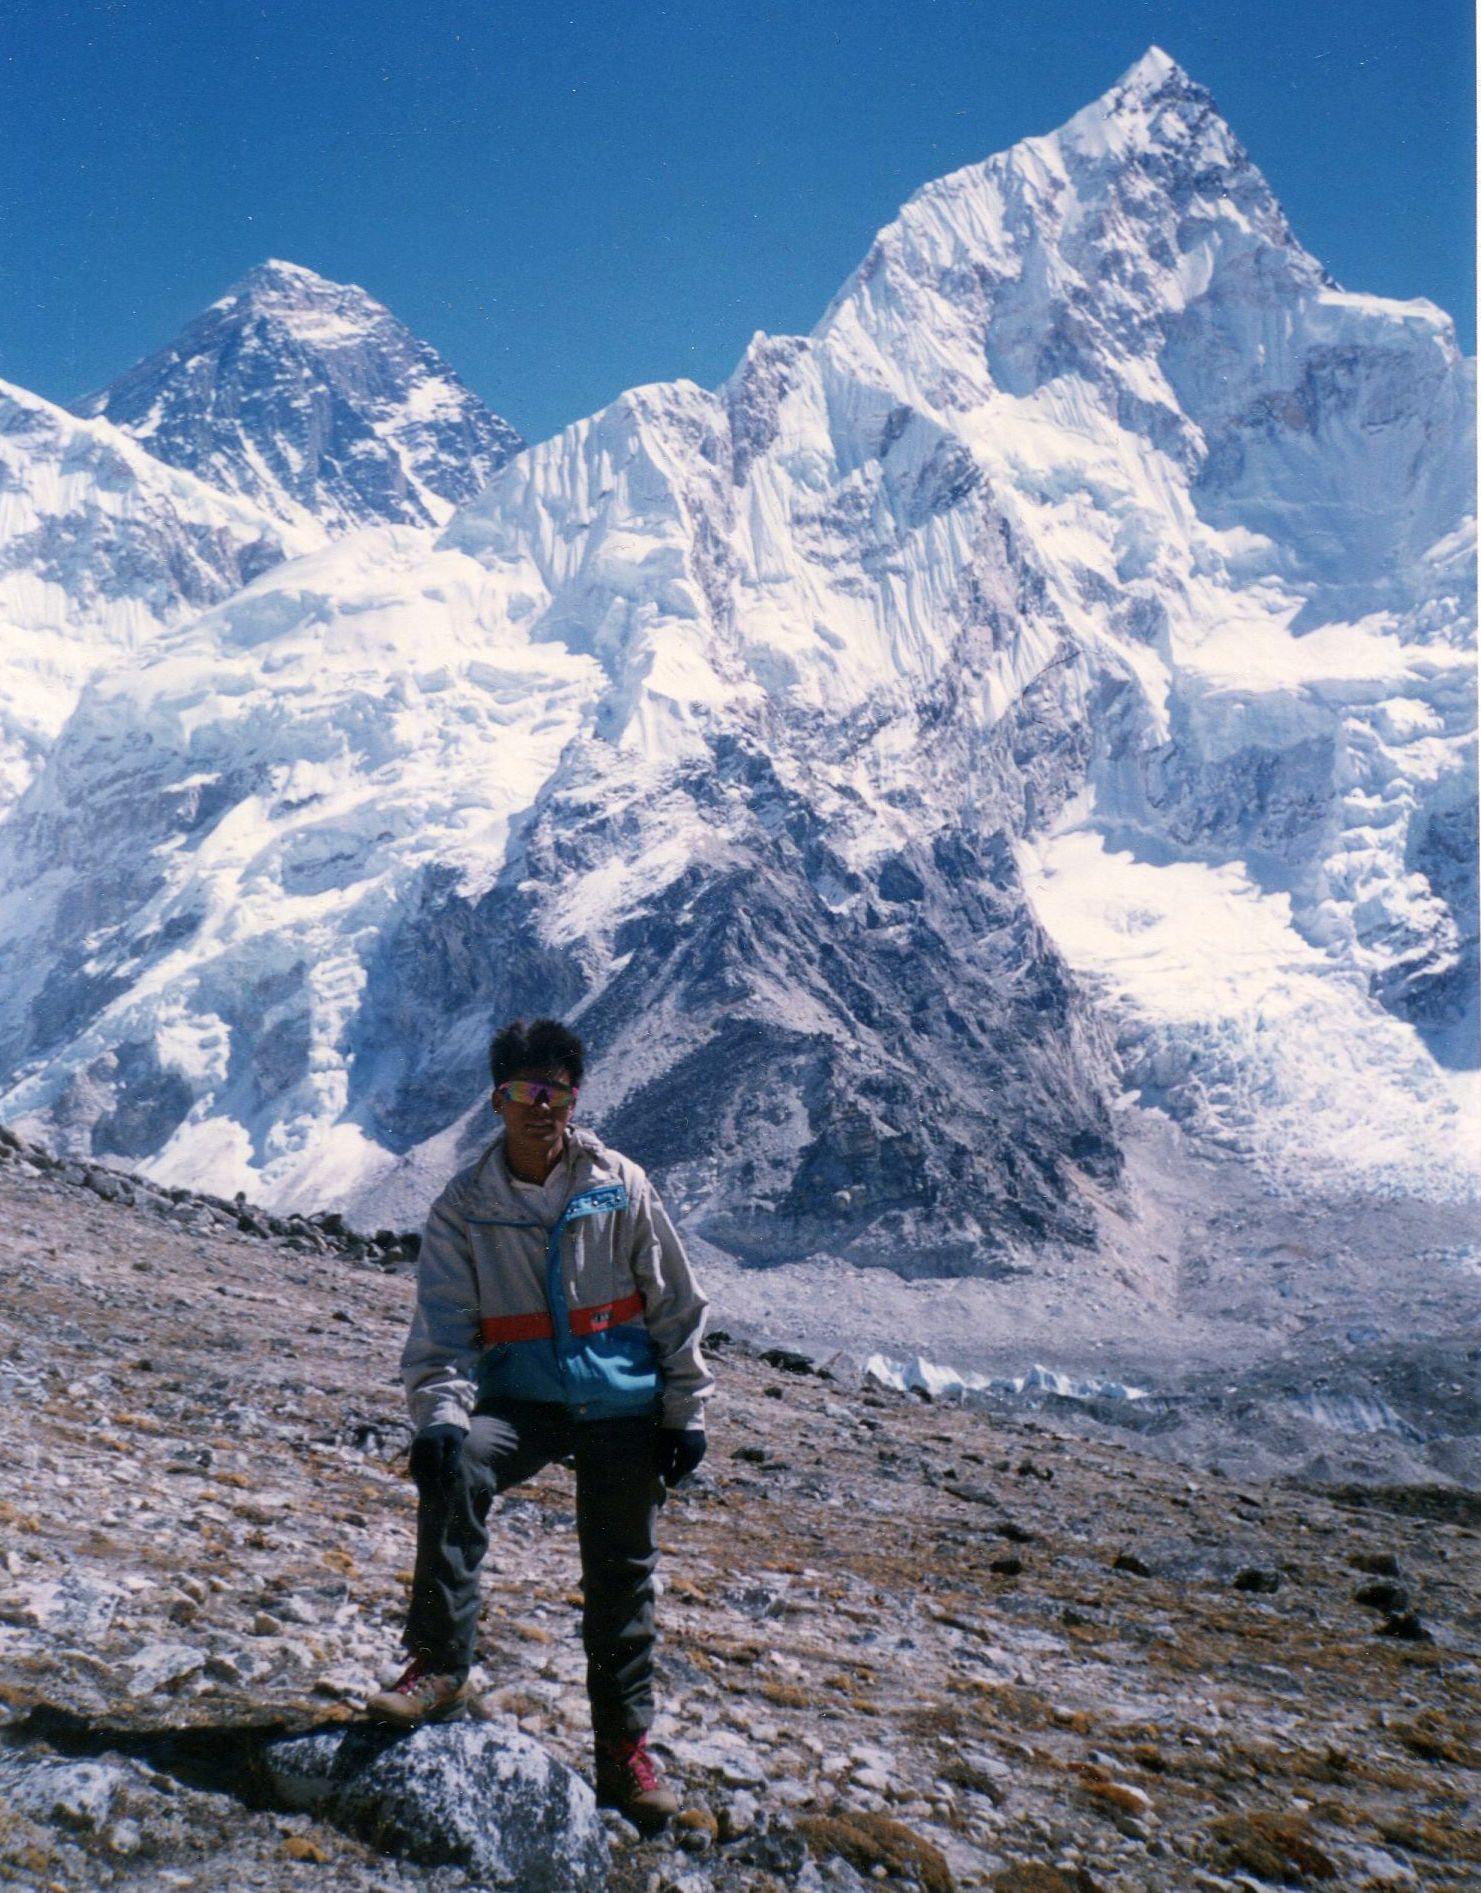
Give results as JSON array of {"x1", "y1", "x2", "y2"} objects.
[
  {"x1": 105, "y1": 1817, "x2": 143, "y2": 1856},
  {"x1": 719, "y1": 1790, "x2": 759, "y2": 1840},
  {"x1": 124, "y1": 1641, "x2": 207, "y2": 1695},
  {"x1": 1080, "y1": 1778, "x2": 1153, "y2": 1821},
  {"x1": 205, "y1": 1649, "x2": 263, "y2": 1685},
  {"x1": 1377, "y1": 1611, "x2": 1432, "y2": 1643},
  {"x1": 1346, "y1": 1842, "x2": 1420, "y2": 1885},
  {"x1": 0, "y1": 1754, "x2": 134, "y2": 1831},
  {"x1": 1349, "y1": 1550, "x2": 1402, "y2": 1578},
  {"x1": 944, "y1": 1480, "x2": 1000, "y2": 1507},
  {"x1": 677, "y1": 1808, "x2": 719, "y2": 1843},
  {"x1": 313, "y1": 1667, "x2": 373, "y2": 1700},
  {"x1": 10, "y1": 1571, "x2": 123, "y2": 1639},
  {"x1": 1112, "y1": 1551, "x2": 1152, "y2": 1577},
  {"x1": 1353, "y1": 1579, "x2": 1411, "y2": 1614}
]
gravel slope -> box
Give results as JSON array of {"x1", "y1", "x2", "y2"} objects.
[{"x1": 1, "y1": 1151, "x2": 1478, "y2": 1892}]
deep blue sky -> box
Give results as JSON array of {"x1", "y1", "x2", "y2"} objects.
[{"x1": 2, "y1": 0, "x2": 1473, "y2": 446}]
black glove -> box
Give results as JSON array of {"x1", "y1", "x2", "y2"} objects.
[
  {"x1": 656, "y1": 1427, "x2": 707, "y2": 1487},
  {"x1": 409, "y1": 1423, "x2": 465, "y2": 1485}
]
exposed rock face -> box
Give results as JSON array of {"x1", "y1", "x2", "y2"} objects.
[
  {"x1": 262, "y1": 1722, "x2": 608, "y2": 1889},
  {"x1": 0, "y1": 49, "x2": 1473, "y2": 1255},
  {"x1": 348, "y1": 731, "x2": 1121, "y2": 1270},
  {"x1": 73, "y1": 259, "x2": 524, "y2": 534}
]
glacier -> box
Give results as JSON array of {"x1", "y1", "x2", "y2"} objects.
[
  {"x1": 0, "y1": 48, "x2": 1473, "y2": 1277},
  {"x1": 0, "y1": 379, "x2": 300, "y2": 812}
]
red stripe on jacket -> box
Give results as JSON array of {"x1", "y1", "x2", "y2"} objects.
[{"x1": 479, "y1": 1291, "x2": 645, "y2": 1346}]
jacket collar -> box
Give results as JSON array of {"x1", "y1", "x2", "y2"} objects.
[{"x1": 469, "y1": 1125, "x2": 621, "y2": 1216}]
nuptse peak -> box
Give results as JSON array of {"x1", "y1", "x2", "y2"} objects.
[{"x1": 0, "y1": 49, "x2": 1472, "y2": 1264}]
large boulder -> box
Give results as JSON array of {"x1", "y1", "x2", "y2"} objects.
[{"x1": 261, "y1": 1720, "x2": 608, "y2": 1890}]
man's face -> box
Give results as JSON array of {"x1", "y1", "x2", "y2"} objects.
[{"x1": 492, "y1": 1066, "x2": 577, "y2": 1180}]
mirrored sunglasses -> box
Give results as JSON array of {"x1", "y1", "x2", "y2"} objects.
[{"x1": 496, "y1": 1079, "x2": 579, "y2": 1109}]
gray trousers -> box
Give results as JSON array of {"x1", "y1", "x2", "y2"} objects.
[{"x1": 405, "y1": 1400, "x2": 664, "y2": 1739}]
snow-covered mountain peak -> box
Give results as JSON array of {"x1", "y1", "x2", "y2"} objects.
[
  {"x1": 1109, "y1": 43, "x2": 1185, "y2": 91},
  {"x1": 1053, "y1": 44, "x2": 1301, "y2": 250},
  {"x1": 815, "y1": 46, "x2": 1324, "y2": 429},
  {"x1": 72, "y1": 261, "x2": 524, "y2": 536},
  {"x1": 1070, "y1": 43, "x2": 1215, "y2": 131},
  {"x1": 0, "y1": 59, "x2": 1472, "y2": 1252},
  {"x1": 206, "y1": 258, "x2": 428, "y2": 354},
  {"x1": 218, "y1": 256, "x2": 340, "y2": 300}
]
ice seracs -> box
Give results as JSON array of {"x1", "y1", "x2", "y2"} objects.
[
  {"x1": 72, "y1": 260, "x2": 525, "y2": 536},
  {"x1": 0, "y1": 380, "x2": 296, "y2": 812},
  {"x1": 0, "y1": 49, "x2": 1473, "y2": 1258}
]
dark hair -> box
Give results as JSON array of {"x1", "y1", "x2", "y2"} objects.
[{"x1": 490, "y1": 1018, "x2": 585, "y2": 1088}]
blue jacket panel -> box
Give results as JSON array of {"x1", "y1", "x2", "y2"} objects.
[{"x1": 402, "y1": 1129, "x2": 713, "y2": 1432}]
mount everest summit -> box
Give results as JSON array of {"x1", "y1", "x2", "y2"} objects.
[
  {"x1": 72, "y1": 259, "x2": 524, "y2": 537},
  {"x1": 0, "y1": 48, "x2": 1473, "y2": 1276}
]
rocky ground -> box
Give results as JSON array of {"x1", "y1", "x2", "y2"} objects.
[{"x1": 1, "y1": 1139, "x2": 1478, "y2": 1892}]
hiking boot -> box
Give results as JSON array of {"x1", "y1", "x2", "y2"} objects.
[
  {"x1": 365, "y1": 1653, "x2": 471, "y2": 1726},
  {"x1": 593, "y1": 1732, "x2": 678, "y2": 1832}
]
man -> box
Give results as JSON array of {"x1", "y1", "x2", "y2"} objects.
[{"x1": 366, "y1": 1017, "x2": 712, "y2": 1831}]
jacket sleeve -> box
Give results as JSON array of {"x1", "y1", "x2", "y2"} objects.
[
  {"x1": 400, "y1": 1187, "x2": 482, "y2": 1433},
  {"x1": 628, "y1": 1171, "x2": 715, "y2": 1431}
]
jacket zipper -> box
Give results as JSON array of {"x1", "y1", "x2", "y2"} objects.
[{"x1": 472, "y1": 1181, "x2": 632, "y2": 1386}]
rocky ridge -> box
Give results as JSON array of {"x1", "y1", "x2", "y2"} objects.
[
  {"x1": 2, "y1": 1148, "x2": 1478, "y2": 1891},
  {"x1": 0, "y1": 1121, "x2": 419, "y2": 1270}
]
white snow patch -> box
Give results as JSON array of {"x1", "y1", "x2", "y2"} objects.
[{"x1": 863, "y1": 1353, "x2": 1151, "y2": 1403}]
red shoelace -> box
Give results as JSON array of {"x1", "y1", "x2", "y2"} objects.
[
  {"x1": 393, "y1": 1656, "x2": 436, "y2": 1693},
  {"x1": 604, "y1": 1736, "x2": 659, "y2": 1791}
]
